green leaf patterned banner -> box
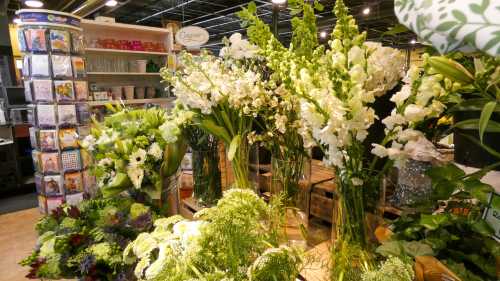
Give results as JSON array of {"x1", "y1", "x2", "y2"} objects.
[{"x1": 395, "y1": 0, "x2": 500, "y2": 57}]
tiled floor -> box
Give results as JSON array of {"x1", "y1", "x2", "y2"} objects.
[{"x1": 0, "y1": 208, "x2": 40, "y2": 281}]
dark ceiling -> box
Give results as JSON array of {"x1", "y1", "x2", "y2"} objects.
[{"x1": 7, "y1": 0, "x2": 416, "y2": 52}]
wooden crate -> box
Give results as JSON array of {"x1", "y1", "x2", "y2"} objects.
[
  {"x1": 309, "y1": 180, "x2": 337, "y2": 223},
  {"x1": 179, "y1": 197, "x2": 205, "y2": 220}
]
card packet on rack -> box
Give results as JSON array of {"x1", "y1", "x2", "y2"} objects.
[
  {"x1": 24, "y1": 80, "x2": 32, "y2": 102},
  {"x1": 40, "y1": 152, "x2": 60, "y2": 174},
  {"x1": 72, "y1": 57, "x2": 86, "y2": 78},
  {"x1": 35, "y1": 174, "x2": 43, "y2": 194},
  {"x1": 31, "y1": 55, "x2": 50, "y2": 77},
  {"x1": 22, "y1": 56, "x2": 30, "y2": 77},
  {"x1": 49, "y1": 30, "x2": 70, "y2": 53},
  {"x1": 32, "y1": 150, "x2": 42, "y2": 172},
  {"x1": 47, "y1": 196, "x2": 64, "y2": 214},
  {"x1": 71, "y1": 32, "x2": 84, "y2": 54},
  {"x1": 33, "y1": 79, "x2": 53, "y2": 102},
  {"x1": 38, "y1": 195, "x2": 47, "y2": 214},
  {"x1": 58, "y1": 128, "x2": 78, "y2": 150},
  {"x1": 64, "y1": 172, "x2": 83, "y2": 194},
  {"x1": 29, "y1": 127, "x2": 38, "y2": 149},
  {"x1": 76, "y1": 103, "x2": 90, "y2": 124},
  {"x1": 37, "y1": 104, "x2": 57, "y2": 127},
  {"x1": 54, "y1": 80, "x2": 74, "y2": 101},
  {"x1": 24, "y1": 28, "x2": 47, "y2": 52},
  {"x1": 51, "y1": 55, "x2": 72, "y2": 77},
  {"x1": 57, "y1": 104, "x2": 77, "y2": 125},
  {"x1": 61, "y1": 150, "x2": 82, "y2": 171},
  {"x1": 66, "y1": 192, "x2": 84, "y2": 206},
  {"x1": 39, "y1": 129, "x2": 58, "y2": 151},
  {"x1": 17, "y1": 29, "x2": 27, "y2": 52},
  {"x1": 74, "y1": 81, "x2": 88, "y2": 101},
  {"x1": 43, "y1": 175, "x2": 63, "y2": 196}
]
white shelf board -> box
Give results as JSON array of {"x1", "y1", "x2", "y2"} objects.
[
  {"x1": 87, "y1": 72, "x2": 161, "y2": 76},
  {"x1": 81, "y1": 19, "x2": 170, "y2": 35},
  {"x1": 85, "y1": 48, "x2": 169, "y2": 56},
  {"x1": 89, "y1": 98, "x2": 175, "y2": 107}
]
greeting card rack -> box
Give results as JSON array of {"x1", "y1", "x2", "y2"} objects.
[{"x1": 16, "y1": 9, "x2": 96, "y2": 214}]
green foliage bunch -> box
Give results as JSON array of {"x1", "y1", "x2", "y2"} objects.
[
  {"x1": 125, "y1": 189, "x2": 303, "y2": 281},
  {"x1": 21, "y1": 197, "x2": 155, "y2": 280}
]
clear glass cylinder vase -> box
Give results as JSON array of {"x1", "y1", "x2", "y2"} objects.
[
  {"x1": 270, "y1": 156, "x2": 311, "y2": 210},
  {"x1": 192, "y1": 147, "x2": 222, "y2": 206}
]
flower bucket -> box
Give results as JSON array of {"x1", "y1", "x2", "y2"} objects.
[
  {"x1": 135, "y1": 87, "x2": 145, "y2": 99},
  {"x1": 124, "y1": 86, "x2": 135, "y2": 100},
  {"x1": 111, "y1": 86, "x2": 122, "y2": 100}
]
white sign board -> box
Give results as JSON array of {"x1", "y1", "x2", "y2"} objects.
[{"x1": 175, "y1": 26, "x2": 209, "y2": 47}]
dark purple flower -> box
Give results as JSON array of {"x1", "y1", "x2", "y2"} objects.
[
  {"x1": 69, "y1": 233, "x2": 86, "y2": 247},
  {"x1": 25, "y1": 258, "x2": 45, "y2": 279},
  {"x1": 80, "y1": 255, "x2": 96, "y2": 275},
  {"x1": 67, "y1": 206, "x2": 81, "y2": 218}
]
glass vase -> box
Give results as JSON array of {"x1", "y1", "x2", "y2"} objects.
[
  {"x1": 192, "y1": 147, "x2": 222, "y2": 206},
  {"x1": 270, "y1": 156, "x2": 311, "y2": 210},
  {"x1": 391, "y1": 159, "x2": 433, "y2": 208},
  {"x1": 271, "y1": 156, "x2": 311, "y2": 246},
  {"x1": 228, "y1": 136, "x2": 252, "y2": 189},
  {"x1": 334, "y1": 170, "x2": 368, "y2": 248}
]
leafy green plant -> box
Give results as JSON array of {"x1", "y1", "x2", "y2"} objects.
[
  {"x1": 21, "y1": 198, "x2": 155, "y2": 281},
  {"x1": 377, "y1": 163, "x2": 499, "y2": 280}
]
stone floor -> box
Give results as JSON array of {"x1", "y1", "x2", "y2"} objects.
[{"x1": 0, "y1": 208, "x2": 40, "y2": 281}]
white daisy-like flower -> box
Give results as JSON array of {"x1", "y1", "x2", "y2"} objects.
[{"x1": 129, "y1": 149, "x2": 147, "y2": 166}]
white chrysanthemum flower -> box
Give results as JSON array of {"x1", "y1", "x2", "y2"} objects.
[
  {"x1": 129, "y1": 148, "x2": 147, "y2": 166},
  {"x1": 148, "y1": 142, "x2": 163, "y2": 160}
]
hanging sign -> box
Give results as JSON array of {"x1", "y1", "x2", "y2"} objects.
[{"x1": 175, "y1": 26, "x2": 209, "y2": 47}]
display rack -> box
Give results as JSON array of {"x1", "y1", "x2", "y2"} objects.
[
  {"x1": 16, "y1": 9, "x2": 96, "y2": 214},
  {"x1": 81, "y1": 19, "x2": 176, "y2": 106}
]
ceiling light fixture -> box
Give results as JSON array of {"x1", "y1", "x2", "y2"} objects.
[
  {"x1": 320, "y1": 31, "x2": 327, "y2": 38},
  {"x1": 271, "y1": 0, "x2": 287, "y2": 4},
  {"x1": 24, "y1": 0, "x2": 43, "y2": 8},
  {"x1": 362, "y1": 7, "x2": 370, "y2": 15},
  {"x1": 410, "y1": 39, "x2": 417, "y2": 45},
  {"x1": 105, "y1": 0, "x2": 118, "y2": 7},
  {"x1": 13, "y1": 17, "x2": 22, "y2": 24}
]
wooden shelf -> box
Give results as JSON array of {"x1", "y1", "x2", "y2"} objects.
[
  {"x1": 81, "y1": 19, "x2": 170, "y2": 35},
  {"x1": 87, "y1": 72, "x2": 161, "y2": 76},
  {"x1": 85, "y1": 48, "x2": 169, "y2": 56},
  {"x1": 89, "y1": 98, "x2": 175, "y2": 107}
]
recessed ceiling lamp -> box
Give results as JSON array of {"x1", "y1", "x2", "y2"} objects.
[
  {"x1": 362, "y1": 7, "x2": 370, "y2": 15},
  {"x1": 13, "y1": 17, "x2": 22, "y2": 24},
  {"x1": 271, "y1": 0, "x2": 287, "y2": 4},
  {"x1": 105, "y1": 0, "x2": 118, "y2": 7},
  {"x1": 320, "y1": 31, "x2": 327, "y2": 38},
  {"x1": 410, "y1": 39, "x2": 417, "y2": 45},
  {"x1": 24, "y1": 0, "x2": 44, "y2": 8}
]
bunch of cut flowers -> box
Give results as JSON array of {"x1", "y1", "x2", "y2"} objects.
[{"x1": 21, "y1": 197, "x2": 155, "y2": 281}]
